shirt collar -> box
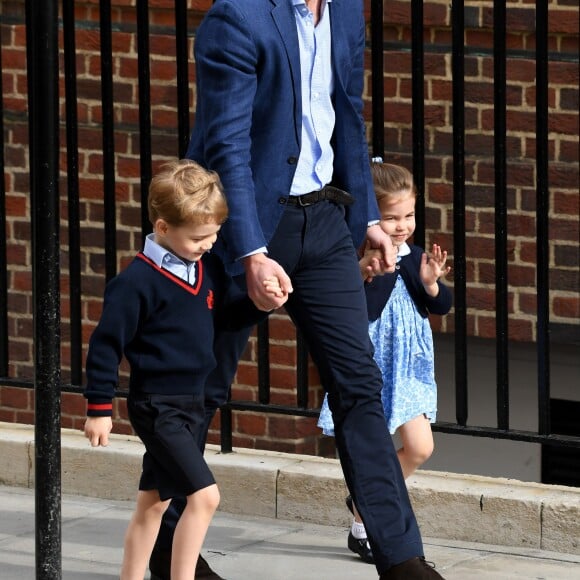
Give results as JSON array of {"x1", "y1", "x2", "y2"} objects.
[
  {"x1": 396, "y1": 242, "x2": 411, "y2": 261},
  {"x1": 143, "y1": 233, "x2": 188, "y2": 268}
]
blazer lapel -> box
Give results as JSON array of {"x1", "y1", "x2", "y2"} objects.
[
  {"x1": 328, "y1": 0, "x2": 349, "y2": 90},
  {"x1": 271, "y1": 0, "x2": 302, "y2": 139}
]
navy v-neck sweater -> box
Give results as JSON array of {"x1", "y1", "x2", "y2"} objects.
[{"x1": 84, "y1": 252, "x2": 260, "y2": 417}]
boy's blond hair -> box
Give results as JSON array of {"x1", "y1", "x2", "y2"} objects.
[
  {"x1": 148, "y1": 159, "x2": 228, "y2": 227},
  {"x1": 370, "y1": 161, "x2": 416, "y2": 204}
]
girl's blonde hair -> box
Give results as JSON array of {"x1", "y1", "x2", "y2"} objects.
[
  {"x1": 148, "y1": 159, "x2": 228, "y2": 227},
  {"x1": 370, "y1": 161, "x2": 416, "y2": 204}
]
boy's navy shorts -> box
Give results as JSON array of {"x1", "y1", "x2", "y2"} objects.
[{"x1": 127, "y1": 393, "x2": 215, "y2": 501}]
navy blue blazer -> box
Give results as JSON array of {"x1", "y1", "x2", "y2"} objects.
[{"x1": 186, "y1": 0, "x2": 378, "y2": 270}]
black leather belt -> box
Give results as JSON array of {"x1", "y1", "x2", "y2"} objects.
[{"x1": 283, "y1": 185, "x2": 354, "y2": 207}]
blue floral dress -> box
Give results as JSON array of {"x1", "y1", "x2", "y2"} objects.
[{"x1": 318, "y1": 256, "x2": 437, "y2": 436}]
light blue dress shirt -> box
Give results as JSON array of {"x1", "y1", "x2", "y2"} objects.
[
  {"x1": 143, "y1": 233, "x2": 197, "y2": 285},
  {"x1": 290, "y1": 0, "x2": 334, "y2": 195},
  {"x1": 242, "y1": 0, "x2": 334, "y2": 258}
]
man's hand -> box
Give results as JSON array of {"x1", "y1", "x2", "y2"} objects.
[
  {"x1": 243, "y1": 253, "x2": 293, "y2": 311},
  {"x1": 365, "y1": 225, "x2": 398, "y2": 275},
  {"x1": 84, "y1": 416, "x2": 113, "y2": 447}
]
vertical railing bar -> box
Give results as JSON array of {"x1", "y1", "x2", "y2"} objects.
[
  {"x1": 175, "y1": 0, "x2": 190, "y2": 158},
  {"x1": 62, "y1": 0, "x2": 83, "y2": 385},
  {"x1": 99, "y1": 0, "x2": 117, "y2": 281},
  {"x1": 296, "y1": 330, "x2": 309, "y2": 409},
  {"x1": 451, "y1": 0, "x2": 468, "y2": 426},
  {"x1": 411, "y1": 0, "x2": 425, "y2": 248},
  {"x1": 257, "y1": 319, "x2": 270, "y2": 404},
  {"x1": 137, "y1": 0, "x2": 153, "y2": 238},
  {"x1": 535, "y1": 0, "x2": 551, "y2": 435},
  {"x1": 493, "y1": 0, "x2": 509, "y2": 430},
  {"x1": 27, "y1": 0, "x2": 62, "y2": 577},
  {"x1": 0, "y1": 33, "x2": 9, "y2": 376},
  {"x1": 370, "y1": 0, "x2": 384, "y2": 157},
  {"x1": 219, "y1": 405, "x2": 234, "y2": 453}
]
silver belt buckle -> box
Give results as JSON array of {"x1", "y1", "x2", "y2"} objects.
[
  {"x1": 298, "y1": 187, "x2": 326, "y2": 206},
  {"x1": 297, "y1": 193, "x2": 314, "y2": 206}
]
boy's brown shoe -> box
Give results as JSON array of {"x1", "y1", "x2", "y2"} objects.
[
  {"x1": 150, "y1": 549, "x2": 224, "y2": 580},
  {"x1": 379, "y1": 557, "x2": 445, "y2": 579}
]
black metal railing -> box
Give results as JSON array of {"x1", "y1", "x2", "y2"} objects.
[
  {"x1": 451, "y1": 0, "x2": 468, "y2": 427},
  {"x1": 27, "y1": 1, "x2": 62, "y2": 577}
]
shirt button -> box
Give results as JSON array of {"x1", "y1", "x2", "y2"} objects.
[{"x1": 287, "y1": 156, "x2": 298, "y2": 165}]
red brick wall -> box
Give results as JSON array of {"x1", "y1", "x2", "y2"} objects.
[
  {"x1": 0, "y1": 0, "x2": 578, "y2": 455},
  {"x1": 371, "y1": 0, "x2": 579, "y2": 342}
]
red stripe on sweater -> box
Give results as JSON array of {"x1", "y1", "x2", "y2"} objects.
[{"x1": 136, "y1": 252, "x2": 203, "y2": 295}]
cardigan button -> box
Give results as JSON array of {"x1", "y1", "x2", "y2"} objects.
[{"x1": 287, "y1": 156, "x2": 298, "y2": 165}]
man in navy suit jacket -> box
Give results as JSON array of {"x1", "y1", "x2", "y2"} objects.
[{"x1": 151, "y1": 1, "x2": 445, "y2": 579}]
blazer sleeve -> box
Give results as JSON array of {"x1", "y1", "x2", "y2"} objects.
[
  {"x1": 346, "y1": 7, "x2": 380, "y2": 226},
  {"x1": 330, "y1": 0, "x2": 380, "y2": 246},
  {"x1": 188, "y1": 2, "x2": 266, "y2": 260}
]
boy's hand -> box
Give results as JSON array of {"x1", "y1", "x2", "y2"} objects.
[{"x1": 84, "y1": 416, "x2": 113, "y2": 447}]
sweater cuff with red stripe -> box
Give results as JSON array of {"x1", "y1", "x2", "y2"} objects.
[{"x1": 86, "y1": 399, "x2": 113, "y2": 417}]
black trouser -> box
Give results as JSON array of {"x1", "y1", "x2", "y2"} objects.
[{"x1": 155, "y1": 200, "x2": 423, "y2": 572}]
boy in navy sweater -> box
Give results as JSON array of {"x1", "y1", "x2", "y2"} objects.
[{"x1": 84, "y1": 159, "x2": 280, "y2": 580}]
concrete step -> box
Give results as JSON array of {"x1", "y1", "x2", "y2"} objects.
[{"x1": 1, "y1": 421, "x2": 579, "y2": 556}]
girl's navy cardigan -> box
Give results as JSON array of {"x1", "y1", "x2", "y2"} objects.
[
  {"x1": 365, "y1": 244, "x2": 453, "y2": 322},
  {"x1": 84, "y1": 252, "x2": 264, "y2": 417}
]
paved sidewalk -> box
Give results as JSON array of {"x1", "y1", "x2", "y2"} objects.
[{"x1": 1, "y1": 485, "x2": 579, "y2": 580}]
